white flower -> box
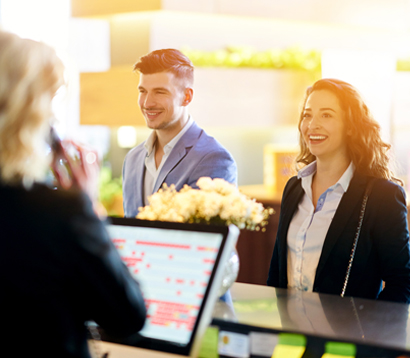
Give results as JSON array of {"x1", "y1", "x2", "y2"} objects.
[
  {"x1": 173, "y1": 190, "x2": 198, "y2": 221},
  {"x1": 212, "y1": 178, "x2": 237, "y2": 195},
  {"x1": 197, "y1": 191, "x2": 223, "y2": 220},
  {"x1": 136, "y1": 177, "x2": 273, "y2": 231},
  {"x1": 196, "y1": 177, "x2": 214, "y2": 191}
]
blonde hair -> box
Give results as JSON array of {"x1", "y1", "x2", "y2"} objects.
[
  {"x1": 0, "y1": 31, "x2": 64, "y2": 186},
  {"x1": 296, "y1": 78, "x2": 402, "y2": 185}
]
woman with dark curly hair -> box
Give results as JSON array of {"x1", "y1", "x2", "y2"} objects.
[{"x1": 267, "y1": 78, "x2": 410, "y2": 303}]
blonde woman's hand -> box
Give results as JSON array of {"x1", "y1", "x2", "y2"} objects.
[{"x1": 51, "y1": 140, "x2": 107, "y2": 219}]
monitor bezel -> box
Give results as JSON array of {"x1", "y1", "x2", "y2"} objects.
[{"x1": 102, "y1": 217, "x2": 239, "y2": 357}]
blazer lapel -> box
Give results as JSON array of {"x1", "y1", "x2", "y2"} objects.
[
  {"x1": 280, "y1": 179, "x2": 305, "y2": 238},
  {"x1": 314, "y1": 173, "x2": 368, "y2": 283},
  {"x1": 153, "y1": 122, "x2": 202, "y2": 193},
  {"x1": 134, "y1": 148, "x2": 148, "y2": 210},
  {"x1": 277, "y1": 178, "x2": 304, "y2": 286}
]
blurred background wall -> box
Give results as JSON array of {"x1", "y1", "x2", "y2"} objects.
[{"x1": 1, "y1": 0, "x2": 410, "y2": 206}]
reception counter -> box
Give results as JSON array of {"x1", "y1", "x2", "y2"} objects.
[
  {"x1": 99, "y1": 282, "x2": 410, "y2": 358},
  {"x1": 212, "y1": 283, "x2": 410, "y2": 358}
]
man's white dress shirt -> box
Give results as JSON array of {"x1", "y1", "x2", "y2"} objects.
[{"x1": 143, "y1": 117, "x2": 194, "y2": 206}]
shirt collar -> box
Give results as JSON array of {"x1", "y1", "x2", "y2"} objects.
[
  {"x1": 144, "y1": 116, "x2": 194, "y2": 156},
  {"x1": 298, "y1": 161, "x2": 355, "y2": 193},
  {"x1": 144, "y1": 131, "x2": 157, "y2": 156},
  {"x1": 336, "y1": 161, "x2": 355, "y2": 192},
  {"x1": 298, "y1": 161, "x2": 317, "y2": 179},
  {"x1": 164, "y1": 116, "x2": 193, "y2": 154}
]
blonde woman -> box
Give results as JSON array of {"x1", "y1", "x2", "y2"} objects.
[
  {"x1": 267, "y1": 78, "x2": 410, "y2": 303},
  {"x1": 0, "y1": 31, "x2": 146, "y2": 357}
]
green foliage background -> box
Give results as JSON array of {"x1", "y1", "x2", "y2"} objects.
[
  {"x1": 182, "y1": 46, "x2": 410, "y2": 72},
  {"x1": 99, "y1": 166, "x2": 123, "y2": 216}
]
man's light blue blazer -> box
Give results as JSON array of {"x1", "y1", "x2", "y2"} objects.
[{"x1": 122, "y1": 121, "x2": 237, "y2": 217}]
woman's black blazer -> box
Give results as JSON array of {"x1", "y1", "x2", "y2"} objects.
[
  {"x1": 0, "y1": 183, "x2": 146, "y2": 357},
  {"x1": 267, "y1": 173, "x2": 410, "y2": 303}
]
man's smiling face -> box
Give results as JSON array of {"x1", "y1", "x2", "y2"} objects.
[{"x1": 138, "y1": 71, "x2": 189, "y2": 131}]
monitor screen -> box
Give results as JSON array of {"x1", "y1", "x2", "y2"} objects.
[
  {"x1": 107, "y1": 224, "x2": 223, "y2": 344},
  {"x1": 104, "y1": 218, "x2": 237, "y2": 356}
]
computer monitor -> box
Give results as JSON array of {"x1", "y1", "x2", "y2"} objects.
[{"x1": 104, "y1": 217, "x2": 239, "y2": 357}]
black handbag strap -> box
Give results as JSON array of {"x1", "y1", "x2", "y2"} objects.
[{"x1": 341, "y1": 178, "x2": 375, "y2": 297}]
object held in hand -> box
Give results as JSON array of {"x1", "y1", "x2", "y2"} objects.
[
  {"x1": 50, "y1": 127, "x2": 82, "y2": 189},
  {"x1": 86, "y1": 152, "x2": 97, "y2": 164},
  {"x1": 49, "y1": 128, "x2": 105, "y2": 218}
]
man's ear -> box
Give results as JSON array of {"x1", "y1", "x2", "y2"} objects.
[{"x1": 182, "y1": 88, "x2": 194, "y2": 106}]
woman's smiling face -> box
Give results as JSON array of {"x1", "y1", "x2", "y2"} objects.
[{"x1": 300, "y1": 89, "x2": 350, "y2": 163}]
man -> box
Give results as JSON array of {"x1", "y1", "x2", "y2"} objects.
[{"x1": 123, "y1": 49, "x2": 237, "y2": 217}]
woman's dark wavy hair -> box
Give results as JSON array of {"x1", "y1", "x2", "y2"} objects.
[{"x1": 296, "y1": 78, "x2": 402, "y2": 185}]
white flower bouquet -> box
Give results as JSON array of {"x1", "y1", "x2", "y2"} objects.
[{"x1": 136, "y1": 177, "x2": 274, "y2": 231}]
